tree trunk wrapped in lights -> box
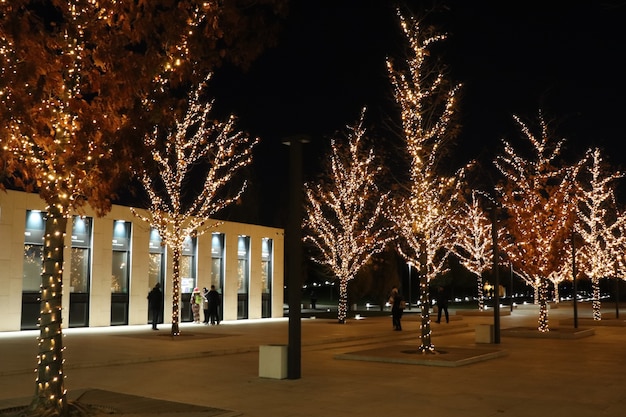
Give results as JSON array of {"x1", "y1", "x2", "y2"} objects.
[
  {"x1": 34, "y1": 202, "x2": 68, "y2": 416},
  {"x1": 495, "y1": 113, "x2": 582, "y2": 332},
  {"x1": 303, "y1": 110, "x2": 393, "y2": 323},
  {"x1": 386, "y1": 10, "x2": 461, "y2": 352},
  {"x1": 575, "y1": 148, "x2": 624, "y2": 320},
  {"x1": 132, "y1": 76, "x2": 257, "y2": 336}
]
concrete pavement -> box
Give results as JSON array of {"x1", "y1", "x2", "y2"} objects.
[{"x1": 0, "y1": 303, "x2": 625, "y2": 416}]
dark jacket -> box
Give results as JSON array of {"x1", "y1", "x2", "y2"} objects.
[
  {"x1": 207, "y1": 289, "x2": 220, "y2": 309},
  {"x1": 148, "y1": 287, "x2": 162, "y2": 310}
]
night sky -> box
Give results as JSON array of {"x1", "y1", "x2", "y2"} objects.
[{"x1": 211, "y1": 1, "x2": 626, "y2": 227}]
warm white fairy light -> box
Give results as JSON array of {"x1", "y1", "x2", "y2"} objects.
[
  {"x1": 612, "y1": 213, "x2": 626, "y2": 287},
  {"x1": 151, "y1": 2, "x2": 213, "y2": 90},
  {"x1": 547, "y1": 238, "x2": 576, "y2": 304},
  {"x1": 575, "y1": 148, "x2": 624, "y2": 320},
  {"x1": 131, "y1": 75, "x2": 257, "y2": 335},
  {"x1": 451, "y1": 191, "x2": 494, "y2": 311},
  {"x1": 386, "y1": 9, "x2": 460, "y2": 352},
  {"x1": 0, "y1": 2, "x2": 119, "y2": 413},
  {"x1": 495, "y1": 113, "x2": 582, "y2": 332},
  {"x1": 304, "y1": 109, "x2": 393, "y2": 323}
]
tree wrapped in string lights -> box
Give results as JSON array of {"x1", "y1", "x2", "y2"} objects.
[
  {"x1": 450, "y1": 191, "x2": 494, "y2": 311},
  {"x1": 495, "y1": 113, "x2": 582, "y2": 332},
  {"x1": 132, "y1": 76, "x2": 257, "y2": 336},
  {"x1": 386, "y1": 10, "x2": 461, "y2": 352},
  {"x1": 612, "y1": 212, "x2": 626, "y2": 296},
  {"x1": 547, "y1": 247, "x2": 574, "y2": 304},
  {"x1": 0, "y1": 1, "x2": 285, "y2": 414},
  {"x1": 0, "y1": 3, "x2": 131, "y2": 414},
  {"x1": 575, "y1": 148, "x2": 624, "y2": 320},
  {"x1": 303, "y1": 110, "x2": 393, "y2": 323}
]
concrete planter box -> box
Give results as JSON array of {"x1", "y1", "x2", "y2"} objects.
[
  {"x1": 475, "y1": 324, "x2": 494, "y2": 343},
  {"x1": 259, "y1": 344, "x2": 288, "y2": 379}
]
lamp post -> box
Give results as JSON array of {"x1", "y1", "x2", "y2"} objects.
[
  {"x1": 510, "y1": 262, "x2": 514, "y2": 313},
  {"x1": 284, "y1": 135, "x2": 308, "y2": 380},
  {"x1": 407, "y1": 261, "x2": 413, "y2": 310},
  {"x1": 572, "y1": 230, "x2": 578, "y2": 329},
  {"x1": 490, "y1": 205, "x2": 501, "y2": 344}
]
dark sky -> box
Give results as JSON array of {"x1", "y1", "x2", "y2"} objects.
[{"x1": 211, "y1": 0, "x2": 626, "y2": 227}]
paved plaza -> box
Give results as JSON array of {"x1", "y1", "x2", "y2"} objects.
[{"x1": 0, "y1": 302, "x2": 625, "y2": 416}]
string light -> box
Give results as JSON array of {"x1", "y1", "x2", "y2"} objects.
[
  {"x1": 386, "y1": 9, "x2": 460, "y2": 352},
  {"x1": 575, "y1": 148, "x2": 624, "y2": 320},
  {"x1": 0, "y1": 1, "x2": 117, "y2": 413},
  {"x1": 131, "y1": 75, "x2": 257, "y2": 336},
  {"x1": 303, "y1": 109, "x2": 393, "y2": 323},
  {"x1": 495, "y1": 113, "x2": 582, "y2": 332},
  {"x1": 1, "y1": 0, "x2": 228, "y2": 413},
  {"x1": 450, "y1": 191, "x2": 494, "y2": 311}
]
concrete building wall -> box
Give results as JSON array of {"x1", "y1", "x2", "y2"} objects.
[{"x1": 0, "y1": 189, "x2": 284, "y2": 332}]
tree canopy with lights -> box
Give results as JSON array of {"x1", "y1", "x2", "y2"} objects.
[
  {"x1": 450, "y1": 191, "x2": 494, "y2": 311},
  {"x1": 132, "y1": 76, "x2": 257, "y2": 336},
  {"x1": 0, "y1": 0, "x2": 285, "y2": 415},
  {"x1": 303, "y1": 110, "x2": 393, "y2": 323},
  {"x1": 386, "y1": 9, "x2": 461, "y2": 352},
  {"x1": 575, "y1": 147, "x2": 624, "y2": 320},
  {"x1": 495, "y1": 113, "x2": 582, "y2": 332}
]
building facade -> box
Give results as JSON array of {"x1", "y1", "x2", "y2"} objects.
[{"x1": 0, "y1": 189, "x2": 284, "y2": 332}]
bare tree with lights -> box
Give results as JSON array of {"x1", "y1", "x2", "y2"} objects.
[
  {"x1": 612, "y1": 212, "x2": 626, "y2": 300},
  {"x1": 132, "y1": 76, "x2": 257, "y2": 336},
  {"x1": 575, "y1": 148, "x2": 624, "y2": 320},
  {"x1": 303, "y1": 110, "x2": 393, "y2": 323},
  {"x1": 386, "y1": 9, "x2": 461, "y2": 352},
  {"x1": 450, "y1": 191, "x2": 494, "y2": 311},
  {"x1": 495, "y1": 113, "x2": 582, "y2": 332},
  {"x1": 547, "y1": 249, "x2": 573, "y2": 304},
  {"x1": 0, "y1": 1, "x2": 285, "y2": 414}
]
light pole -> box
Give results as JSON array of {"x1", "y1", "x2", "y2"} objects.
[
  {"x1": 490, "y1": 205, "x2": 501, "y2": 344},
  {"x1": 407, "y1": 261, "x2": 413, "y2": 310},
  {"x1": 510, "y1": 262, "x2": 514, "y2": 313}
]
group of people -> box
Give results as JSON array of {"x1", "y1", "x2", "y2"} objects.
[
  {"x1": 388, "y1": 285, "x2": 449, "y2": 331},
  {"x1": 147, "y1": 283, "x2": 221, "y2": 330},
  {"x1": 192, "y1": 286, "x2": 221, "y2": 325}
]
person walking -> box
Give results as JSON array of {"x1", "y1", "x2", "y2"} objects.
[
  {"x1": 147, "y1": 283, "x2": 162, "y2": 330},
  {"x1": 191, "y1": 287, "x2": 202, "y2": 323},
  {"x1": 202, "y1": 287, "x2": 210, "y2": 324},
  {"x1": 207, "y1": 285, "x2": 221, "y2": 325},
  {"x1": 435, "y1": 286, "x2": 449, "y2": 323},
  {"x1": 389, "y1": 287, "x2": 404, "y2": 331}
]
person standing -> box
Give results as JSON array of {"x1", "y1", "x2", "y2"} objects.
[
  {"x1": 389, "y1": 287, "x2": 404, "y2": 331},
  {"x1": 435, "y1": 286, "x2": 449, "y2": 323},
  {"x1": 191, "y1": 287, "x2": 202, "y2": 323},
  {"x1": 147, "y1": 283, "x2": 162, "y2": 331},
  {"x1": 310, "y1": 290, "x2": 317, "y2": 310},
  {"x1": 202, "y1": 287, "x2": 210, "y2": 324},
  {"x1": 207, "y1": 285, "x2": 221, "y2": 325}
]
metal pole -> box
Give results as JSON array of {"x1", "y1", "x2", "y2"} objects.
[
  {"x1": 491, "y1": 207, "x2": 501, "y2": 344},
  {"x1": 408, "y1": 262, "x2": 412, "y2": 310},
  {"x1": 510, "y1": 263, "x2": 514, "y2": 313},
  {"x1": 615, "y1": 276, "x2": 620, "y2": 319},
  {"x1": 572, "y1": 231, "x2": 578, "y2": 329},
  {"x1": 286, "y1": 137, "x2": 304, "y2": 379}
]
